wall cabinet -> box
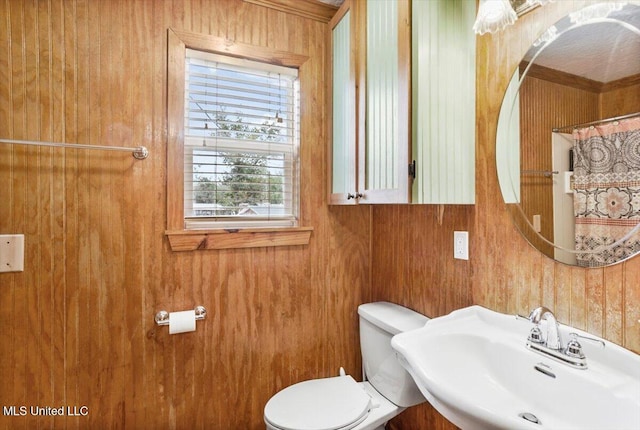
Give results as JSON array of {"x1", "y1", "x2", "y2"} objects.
[
  {"x1": 328, "y1": 0, "x2": 411, "y2": 205},
  {"x1": 329, "y1": 0, "x2": 476, "y2": 205}
]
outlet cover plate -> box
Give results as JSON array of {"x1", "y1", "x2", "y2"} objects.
[
  {"x1": 0, "y1": 234, "x2": 25, "y2": 272},
  {"x1": 454, "y1": 231, "x2": 469, "y2": 260}
]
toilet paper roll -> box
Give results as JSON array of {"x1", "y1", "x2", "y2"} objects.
[{"x1": 169, "y1": 310, "x2": 196, "y2": 334}]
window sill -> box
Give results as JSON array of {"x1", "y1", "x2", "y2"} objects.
[{"x1": 165, "y1": 227, "x2": 313, "y2": 251}]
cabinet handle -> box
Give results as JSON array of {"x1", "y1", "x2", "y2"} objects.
[
  {"x1": 347, "y1": 193, "x2": 355, "y2": 200},
  {"x1": 355, "y1": 193, "x2": 363, "y2": 199}
]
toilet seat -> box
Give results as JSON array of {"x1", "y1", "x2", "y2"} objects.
[{"x1": 264, "y1": 375, "x2": 371, "y2": 430}]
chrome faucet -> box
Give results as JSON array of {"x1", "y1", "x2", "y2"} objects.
[
  {"x1": 526, "y1": 306, "x2": 587, "y2": 369},
  {"x1": 528, "y1": 306, "x2": 561, "y2": 350}
]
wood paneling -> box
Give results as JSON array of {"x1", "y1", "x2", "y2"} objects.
[
  {"x1": 600, "y1": 73, "x2": 640, "y2": 93},
  {"x1": 2, "y1": 1, "x2": 640, "y2": 430},
  {"x1": 368, "y1": 204, "x2": 472, "y2": 430},
  {"x1": 600, "y1": 81, "x2": 640, "y2": 119},
  {"x1": 0, "y1": 1, "x2": 369, "y2": 429},
  {"x1": 518, "y1": 75, "x2": 599, "y2": 257}
]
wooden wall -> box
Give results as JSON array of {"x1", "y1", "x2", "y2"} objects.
[
  {"x1": 0, "y1": 1, "x2": 370, "y2": 429},
  {"x1": 2, "y1": 1, "x2": 640, "y2": 430},
  {"x1": 601, "y1": 81, "x2": 640, "y2": 118},
  {"x1": 518, "y1": 76, "x2": 599, "y2": 257},
  {"x1": 373, "y1": 1, "x2": 640, "y2": 429},
  {"x1": 369, "y1": 204, "x2": 473, "y2": 430}
]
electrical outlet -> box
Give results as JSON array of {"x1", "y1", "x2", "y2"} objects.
[
  {"x1": 454, "y1": 231, "x2": 469, "y2": 260},
  {"x1": 0, "y1": 234, "x2": 25, "y2": 273},
  {"x1": 533, "y1": 215, "x2": 541, "y2": 232}
]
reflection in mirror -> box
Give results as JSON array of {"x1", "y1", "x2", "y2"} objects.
[{"x1": 497, "y1": 2, "x2": 640, "y2": 267}]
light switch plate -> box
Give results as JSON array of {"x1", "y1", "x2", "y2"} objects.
[
  {"x1": 0, "y1": 234, "x2": 25, "y2": 273},
  {"x1": 454, "y1": 231, "x2": 469, "y2": 260}
]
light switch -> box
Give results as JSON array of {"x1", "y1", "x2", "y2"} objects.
[{"x1": 0, "y1": 234, "x2": 25, "y2": 273}]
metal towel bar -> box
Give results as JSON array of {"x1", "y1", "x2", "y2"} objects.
[{"x1": 0, "y1": 138, "x2": 148, "y2": 160}]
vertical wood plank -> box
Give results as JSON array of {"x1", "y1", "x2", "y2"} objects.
[
  {"x1": 0, "y1": 0, "x2": 15, "y2": 424},
  {"x1": 51, "y1": 0, "x2": 67, "y2": 426},
  {"x1": 569, "y1": 266, "x2": 586, "y2": 330},
  {"x1": 77, "y1": 0, "x2": 97, "y2": 425},
  {"x1": 8, "y1": 3, "x2": 29, "y2": 429},
  {"x1": 22, "y1": 2, "x2": 47, "y2": 430},
  {"x1": 603, "y1": 264, "x2": 624, "y2": 344},
  {"x1": 624, "y1": 262, "x2": 640, "y2": 352},
  {"x1": 585, "y1": 267, "x2": 604, "y2": 337},
  {"x1": 518, "y1": 76, "x2": 598, "y2": 257}
]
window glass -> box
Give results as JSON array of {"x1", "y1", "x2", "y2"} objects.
[{"x1": 184, "y1": 49, "x2": 300, "y2": 229}]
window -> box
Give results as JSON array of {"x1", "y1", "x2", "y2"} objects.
[
  {"x1": 166, "y1": 30, "x2": 312, "y2": 251},
  {"x1": 184, "y1": 49, "x2": 300, "y2": 229}
]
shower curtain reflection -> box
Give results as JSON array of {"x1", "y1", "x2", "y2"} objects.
[{"x1": 572, "y1": 116, "x2": 640, "y2": 267}]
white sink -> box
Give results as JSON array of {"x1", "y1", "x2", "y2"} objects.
[{"x1": 391, "y1": 305, "x2": 640, "y2": 430}]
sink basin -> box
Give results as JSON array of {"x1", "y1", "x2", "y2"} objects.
[{"x1": 391, "y1": 305, "x2": 640, "y2": 430}]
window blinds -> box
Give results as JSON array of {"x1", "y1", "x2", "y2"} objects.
[{"x1": 183, "y1": 49, "x2": 300, "y2": 229}]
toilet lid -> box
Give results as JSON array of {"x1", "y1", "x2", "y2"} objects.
[{"x1": 264, "y1": 375, "x2": 371, "y2": 430}]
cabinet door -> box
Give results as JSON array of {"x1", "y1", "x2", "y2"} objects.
[
  {"x1": 411, "y1": 0, "x2": 476, "y2": 204},
  {"x1": 358, "y1": 0, "x2": 411, "y2": 203},
  {"x1": 329, "y1": 1, "x2": 357, "y2": 205}
]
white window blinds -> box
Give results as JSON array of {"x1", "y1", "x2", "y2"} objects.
[{"x1": 184, "y1": 49, "x2": 300, "y2": 229}]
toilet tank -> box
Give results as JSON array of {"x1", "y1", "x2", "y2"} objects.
[{"x1": 358, "y1": 302, "x2": 429, "y2": 407}]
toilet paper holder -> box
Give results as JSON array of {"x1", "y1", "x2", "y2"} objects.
[{"x1": 155, "y1": 306, "x2": 207, "y2": 326}]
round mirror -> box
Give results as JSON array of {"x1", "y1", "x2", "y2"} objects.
[{"x1": 497, "y1": 2, "x2": 640, "y2": 267}]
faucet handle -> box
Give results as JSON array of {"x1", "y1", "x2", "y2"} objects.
[
  {"x1": 564, "y1": 334, "x2": 585, "y2": 359},
  {"x1": 528, "y1": 325, "x2": 545, "y2": 344}
]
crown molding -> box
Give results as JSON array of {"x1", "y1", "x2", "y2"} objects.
[{"x1": 243, "y1": 0, "x2": 339, "y2": 23}]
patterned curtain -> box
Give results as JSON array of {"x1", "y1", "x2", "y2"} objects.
[{"x1": 572, "y1": 117, "x2": 640, "y2": 267}]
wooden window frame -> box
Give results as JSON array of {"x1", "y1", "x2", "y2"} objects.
[{"x1": 166, "y1": 29, "x2": 312, "y2": 251}]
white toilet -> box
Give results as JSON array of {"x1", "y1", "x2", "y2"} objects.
[{"x1": 264, "y1": 302, "x2": 429, "y2": 430}]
